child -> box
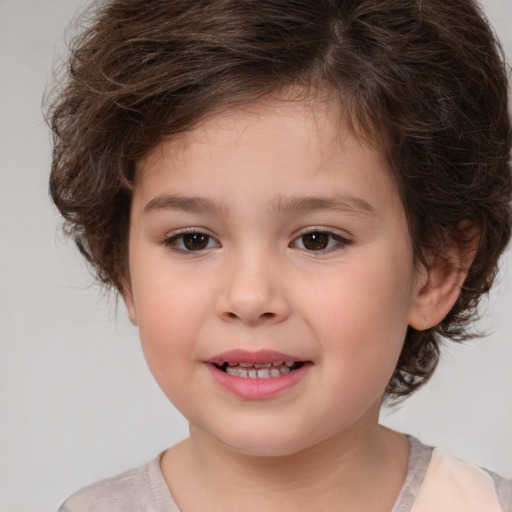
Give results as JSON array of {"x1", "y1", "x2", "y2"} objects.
[{"x1": 48, "y1": 0, "x2": 511, "y2": 510}]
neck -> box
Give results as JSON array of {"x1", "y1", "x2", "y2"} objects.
[{"x1": 161, "y1": 423, "x2": 409, "y2": 512}]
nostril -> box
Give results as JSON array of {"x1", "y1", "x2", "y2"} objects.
[
  {"x1": 217, "y1": 294, "x2": 290, "y2": 324},
  {"x1": 223, "y1": 311, "x2": 276, "y2": 322}
]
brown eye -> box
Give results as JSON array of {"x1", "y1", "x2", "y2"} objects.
[
  {"x1": 291, "y1": 230, "x2": 350, "y2": 252},
  {"x1": 300, "y1": 232, "x2": 330, "y2": 250},
  {"x1": 165, "y1": 231, "x2": 218, "y2": 251},
  {"x1": 182, "y1": 233, "x2": 211, "y2": 250}
]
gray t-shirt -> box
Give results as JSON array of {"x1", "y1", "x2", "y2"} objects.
[{"x1": 58, "y1": 436, "x2": 511, "y2": 511}]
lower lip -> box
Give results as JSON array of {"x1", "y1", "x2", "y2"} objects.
[{"x1": 207, "y1": 363, "x2": 310, "y2": 399}]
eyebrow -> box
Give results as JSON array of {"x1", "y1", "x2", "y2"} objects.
[
  {"x1": 144, "y1": 195, "x2": 229, "y2": 215},
  {"x1": 272, "y1": 195, "x2": 377, "y2": 217},
  {"x1": 143, "y1": 194, "x2": 377, "y2": 217}
]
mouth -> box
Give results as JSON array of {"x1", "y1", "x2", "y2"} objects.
[
  {"x1": 207, "y1": 350, "x2": 310, "y2": 398},
  {"x1": 214, "y1": 361, "x2": 305, "y2": 379}
]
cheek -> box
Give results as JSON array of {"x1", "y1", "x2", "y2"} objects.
[
  {"x1": 302, "y1": 255, "x2": 413, "y2": 389},
  {"x1": 137, "y1": 290, "x2": 197, "y2": 344},
  {"x1": 131, "y1": 275, "x2": 207, "y2": 383},
  {"x1": 306, "y1": 258, "x2": 412, "y2": 337}
]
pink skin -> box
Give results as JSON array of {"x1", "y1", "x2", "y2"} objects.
[{"x1": 123, "y1": 94, "x2": 433, "y2": 461}]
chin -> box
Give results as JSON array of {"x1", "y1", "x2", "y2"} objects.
[{"x1": 207, "y1": 423, "x2": 327, "y2": 459}]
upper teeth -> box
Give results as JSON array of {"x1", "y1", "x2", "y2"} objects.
[
  {"x1": 232, "y1": 361, "x2": 292, "y2": 368},
  {"x1": 223, "y1": 361, "x2": 297, "y2": 379}
]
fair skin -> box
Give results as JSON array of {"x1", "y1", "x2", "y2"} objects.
[{"x1": 123, "y1": 94, "x2": 468, "y2": 512}]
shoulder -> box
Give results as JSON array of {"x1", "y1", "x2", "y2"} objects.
[
  {"x1": 57, "y1": 455, "x2": 179, "y2": 512},
  {"x1": 413, "y1": 445, "x2": 512, "y2": 512},
  {"x1": 58, "y1": 466, "x2": 139, "y2": 512}
]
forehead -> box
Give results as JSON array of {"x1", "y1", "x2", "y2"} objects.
[
  {"x1": 134, "y1": 95, "x2": 400, "y2": 216},
  {"x1": 140, "y1": 95, "x2": 341, "y2": 164}
]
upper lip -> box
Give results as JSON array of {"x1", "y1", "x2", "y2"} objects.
[{"x1": 207, "y1": 349, "x2": 304, "y2": 365}]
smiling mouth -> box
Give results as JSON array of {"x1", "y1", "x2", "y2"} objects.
[{"x1": 214, "y1": 361, "x2": 305, "y2": 379}]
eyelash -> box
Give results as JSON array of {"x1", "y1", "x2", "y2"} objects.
[
  {"x1": 163, "y1": 229, "x2": 220, "y2": 252},
  {"x1": 162, "y1": 228, "x2": 352, "y2": 253},
  {"x1": 290, "y1": 229, "x2": 352, "y2": 252}
]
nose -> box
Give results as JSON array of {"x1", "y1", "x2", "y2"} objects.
[{"x1": 215, "y1": 250, "x2": 291, "y2": 326}]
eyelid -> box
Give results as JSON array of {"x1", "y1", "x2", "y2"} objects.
[
  {"x1": 298, "y1": 225, "x2": 351, "y2": 237},
  {"x1": 294, "y1": 226, "x2": 352, "y2": 241}
]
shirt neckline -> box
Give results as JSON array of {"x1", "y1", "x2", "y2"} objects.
[{"x1": 138, "y1": 435, "x2": 434, "y2": 512}]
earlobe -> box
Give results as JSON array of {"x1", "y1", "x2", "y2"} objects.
[
  {"x1": 120, "y1": 277, "x2": 138, "y2": 326},
  {"x1": 408, "y1": 224, "x2": 479, "y2": 331}
]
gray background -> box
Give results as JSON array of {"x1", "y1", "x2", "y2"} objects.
[{"x1": 0, "y1": 1, "x2": 511, "y2": 510}]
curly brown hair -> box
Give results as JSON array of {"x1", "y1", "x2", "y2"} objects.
[{"x1": 47, "y1": 0, "x2": 511, "y2": 399}]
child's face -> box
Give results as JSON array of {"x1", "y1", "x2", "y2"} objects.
[{"x1": 124, "y1": 95, "x2": 426, "y2": 456}]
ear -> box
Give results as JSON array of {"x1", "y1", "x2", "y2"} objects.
[
  {"x1": 120, "y1": 276, "x2": 138, "y2": 326},
  {"x1": 408, "y1": 223, "x2": 479, "y2": 331}
]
